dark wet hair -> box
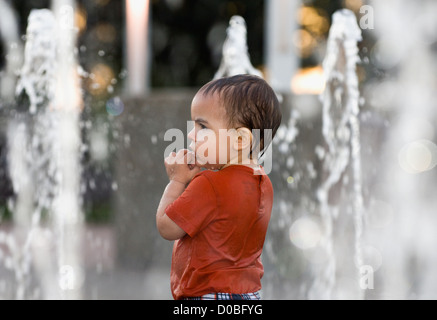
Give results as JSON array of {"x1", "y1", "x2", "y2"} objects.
[{"x1": 199, "y1": 74, "x2": 282, "y2": 157}]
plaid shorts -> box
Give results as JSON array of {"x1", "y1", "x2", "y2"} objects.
[{"x1": 184, "y1": 292, "x2": 261, "y2": 300}]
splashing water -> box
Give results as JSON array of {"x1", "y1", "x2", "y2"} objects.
[
  {"x1": 0, "y1": 0, "x2": 23, "y2": 105},
  {"x1": 2, "y1": 5, "x2": 84, "y2": 300},
  {"x1": 309, "y1": 9, "x2": 364, "y2": 300},
  {"x1": 15, "y1": 10, "x2": 57, "y2": 114},
  {"x1": 367, "y1": 0, "x2": 437, "y2": 299},
  {"x1": 214, "y1": 15, "x2": 263, "y2": 79}
]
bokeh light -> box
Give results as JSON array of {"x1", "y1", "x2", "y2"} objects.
[
  {"x1": 343, "y1": 0, "x2": 364, "y2": 13},
  {"x1": 106, "y1": 96, "x2": 125, "y2": 116},
  {"x1": 289, "y1": 217, "x2": 321, "y2": 250},
  {"x1": 75, "y1": 6, "x2": 87, "y2": 35},
  {"x1": 293, "y1": 29, "x2": 318, "y2": 58},
  {"x1": 398, "y1": 140, "x2": 437, "y2": 174},
  {"x1": 95, "y1": 23, "x2": 117, "y2": 44},
  {"x1": 298, "y1": 6, "x2": 329, "y2": 37},
  {"x1": 287, "y1": 176, "x2": 295, "y2": 184},
  {"x1": 291, "y1": 65, "x2": 325, "y2": 95},
  {"x1": 87, "y1": 63, "x2": 115, "y2": 96}
]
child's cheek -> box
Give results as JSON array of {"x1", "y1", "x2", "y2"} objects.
[
  {"x1": 217, "y1": 131, "x2": 233, "y2": 161},
  {"x1": 195, "y1": 130, "x2": 217, "y2": 164}
]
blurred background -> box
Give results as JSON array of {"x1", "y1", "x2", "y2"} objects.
[{"x1": 1, "y1": 0, "x2": 437, "y2": 300}]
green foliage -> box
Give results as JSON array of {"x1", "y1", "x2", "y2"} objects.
[
  {"x1": 0, "y1": 204, "x2": 12, "y2": 222},
  {"x1": 85, "y1": 201, "x2": 113, "y2": 224}
]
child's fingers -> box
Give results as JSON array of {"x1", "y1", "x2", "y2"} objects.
[
  {"x1": 186, "y1": 151, "x2": 196, "y2": 166},
  {"x1": 166, "y1": 149, "x2": 197, "y2": 167},
  {"x1": 165, "y1": 152, "x2": 177, "y2": 165},
  {"x1": 175, "y1": 149, "x2": 190, "y2": 164},
  {"x1": 177, "y1": 149, "x2": 189, "y2": 157}
]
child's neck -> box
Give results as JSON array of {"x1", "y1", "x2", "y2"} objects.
[{"x1": 219, "y1": 156, "x2": 259, "y2": 170}]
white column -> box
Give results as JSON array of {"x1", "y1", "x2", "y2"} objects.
[
  {"x1": 51, "y1": 0, "x2": 84, "y2": 300},
  {"x1": 125, "y1": 0, "x2": 150, "y2": 96},
  {"x1": 265, "y1": 0, "x2": 300, "y2": 93}
]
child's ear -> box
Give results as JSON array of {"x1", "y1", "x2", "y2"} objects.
[{"x1": 233, "y1": 127, "x2": 253, "y2": 151}]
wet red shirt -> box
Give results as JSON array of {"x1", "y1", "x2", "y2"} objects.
[{"x1": 165, "y1": 165, "x2": 273, "y2": 300}]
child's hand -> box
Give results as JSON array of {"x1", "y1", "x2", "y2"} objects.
[{"x1": 164, "y1": 149, "x2": 201, "y2": 185}]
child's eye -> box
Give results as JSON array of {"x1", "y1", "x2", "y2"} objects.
[{"x1": 198, "y1": 123, "x2": 207, "y2": 130}]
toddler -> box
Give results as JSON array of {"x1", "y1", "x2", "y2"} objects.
[{"x1": 156, "y1": 74, "x2": 282, "y2": 300}]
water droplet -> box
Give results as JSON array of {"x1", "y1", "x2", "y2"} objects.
[
  {"x1": 151, "y1": 135, "x2": 158, "y2": 145},
  {"x1": 89, "y1": 179, "x2": 96, "y2": 190},
  {"x1": 124, "y1": 134, "x2": 131, "y2": 147},
  {"x1": 111, "y1": 182, "x2": 118, "y2": 191}
]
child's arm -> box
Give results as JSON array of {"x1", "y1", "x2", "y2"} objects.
[
  {"x1": 156, "y1": 149, "x2": 200, "y2": 241},
  {"x1": 156, "y1": 180, "x2": 187, "y2": 240}
]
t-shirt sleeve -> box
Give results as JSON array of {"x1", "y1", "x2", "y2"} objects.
[{"x1": 165, "y1": 174, "x2": 217, "y2": 238}]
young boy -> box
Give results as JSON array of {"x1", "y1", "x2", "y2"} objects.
[{"x1": 156, "y1": 74, "x2": 282, "y2": 300}]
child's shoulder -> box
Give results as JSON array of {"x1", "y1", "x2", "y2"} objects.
[{"x1": 190, "y1": 169, "x2": 215, "y2": 185}]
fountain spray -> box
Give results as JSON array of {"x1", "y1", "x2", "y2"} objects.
[
  {"x1": 5, "y1": 2, "x2": 84, "y2": 300},
  {"x1": 309, "y1": 9, "x2": 364, "y2": 300},
  {"x1": 214, "y1": 15, "x2": 263, "y2": 79}
]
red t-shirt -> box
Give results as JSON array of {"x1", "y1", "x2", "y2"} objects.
[{"x1": 165, "y1": 165, "x2": 273, "y2": 300}]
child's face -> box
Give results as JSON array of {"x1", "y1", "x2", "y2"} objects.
[{"x1": 188, "y1": 91, "x2": 238, "y2": 170}]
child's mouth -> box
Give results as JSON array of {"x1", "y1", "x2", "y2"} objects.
[{"x1": 189, "y1": 142, "x2": 195, "y2": 152}]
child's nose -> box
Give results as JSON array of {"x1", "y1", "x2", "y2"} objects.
[{"x1": 188, "y1": 127, "x2": 196, "y2": 141}]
